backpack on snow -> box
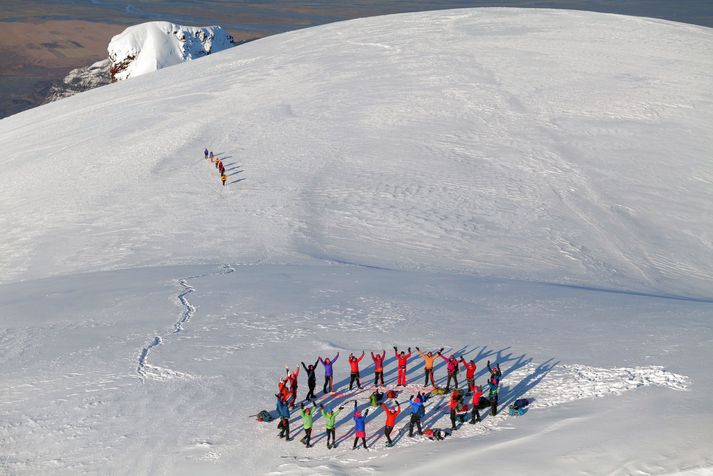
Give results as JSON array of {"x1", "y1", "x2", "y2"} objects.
[
  {"x1": 386, "y1": 390, "x2": 397, "y2": 399},
  {"x1": 432, "y1": 387, "x2": 446, "y2": 395},
  {"x1": 257, "y1": 410, "x2": 274, "y2": 422}
]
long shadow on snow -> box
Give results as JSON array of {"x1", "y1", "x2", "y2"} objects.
[{"x1": 283, "y1": 346, "x2": 556, "y2": 448}]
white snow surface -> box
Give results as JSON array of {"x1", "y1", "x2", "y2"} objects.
[
  {"x1": 107, "y1": 21, "x2": 235, "y2": 80},
  {"x1": 1, "y1": 8, "x2": 713, "y2": 476}
]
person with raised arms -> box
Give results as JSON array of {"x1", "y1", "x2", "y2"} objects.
[
  {"x1": 319, "y1": 352, "x2": 340, "y2": 394},
  {"x1": 416, "y1": 346, "x2": 443, "y2": 388},
  {"x1": 394, "y1": 346, "x2": 411, "y2": 387}
]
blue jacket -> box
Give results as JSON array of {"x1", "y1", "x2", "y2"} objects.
[
  {"x1": 275, "y1": 396, "x2": 291, "y2": 419},
  {"x1": 353, "y1": 413, "x2": 367, "y2": 432},
  {"x1": 409, "y1": 400, "x2": 424, "y2": 415}
]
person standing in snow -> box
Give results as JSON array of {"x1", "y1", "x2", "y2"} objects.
[
  {"x1": 371, "y1": 350, "x2": 386, "y2": 387},
  {"x1": 438, "y1": 351, "x2": 461, "y2": 392},
  {"x1": 320, "y1": 403, "x2": 344, "y2": 449},
  {"x1": 352, "y1": 401, "x2": 370, "y2": 450},
  {"x1": 209, "y1": 151, "x2": 214, "y2": 162},
  {"x1": 319, "y1": 352, "x2": 339, "y2": 394},
  {"x1": 487, "y1": 360, "x2": 502, "y2": 415},
  {"x1": 449, "y1": 388, "x2": 462, "y2": 430},
  {"x1": 301, "y1": 359, "x2": 319, "y2": 400},
  {"x1": 348, "y1": 351, "x2": 365, "y2": 390},
  {"x1": 381, "y1": 400, "x2": 401, "y2": 447},
  {"x1": 469, "y1": 384, "x2": 483, "y2": 424},
  {"x1": 407, "y1": 393, "x2": 425, "y2": 437},
  {"x1": 215, "y1": 157, "x2": 221, "y2": 170},
  {"x1": 460, "y1": 357, "x2": 477, "y2": 390},
  {"x1": 221, "y1": 173, "x2": 227, "y2": 186},
  {"x1": 394, "y1": 346, "x2": 411, "y2": 386},
  {"x1": 416, "y1": 346, "x2": 442, "y2": 388},
  {"x1": 204, "y1": 148, "x2": 209, "y2": 159},
  {"x1": 275, "y1": 393, "x2": 294, "y2": 440},
  {"x1": 218, "y1": 160, "x2": 225, "y2": 175},
  {"x1": 298, "y1": 401, "x2": 317, "y2": 447},
  {"x1": 286, "y1": 365, "x2": 300, "y2": 407}
]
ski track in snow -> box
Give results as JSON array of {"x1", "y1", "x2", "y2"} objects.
[
  {"x1": 266, "y1": 364, "x2": 689, "y2": 474},
  {"x1": 135, "y1": 264, "x2": 235, "y2": 381}
]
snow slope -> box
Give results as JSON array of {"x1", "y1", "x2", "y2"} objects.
[
  {"x1": 1, "y1": 9, "x2": 712, "y2": 299},
  {"x1": 1, "y1": 8, "x2": 712, "y2": 476}
]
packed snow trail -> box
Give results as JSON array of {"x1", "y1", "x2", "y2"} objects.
[{"x1": 135, "y1": 264, "x2": 235, "y2": 381}]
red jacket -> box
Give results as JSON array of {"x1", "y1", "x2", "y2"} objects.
[
  {"x1": 396, "y1": 351, "x2": 411, "y2": 368},
  {"x1": 449, "y1": 391, "x2": 461, "y2": 409},
  {"x1": 461, "y1": 360, "x2": 477, "y2": 379},
  {"x1": 371, "y1": 351, "x2": 386, "y2": 372},
  {"x1": 381, "y1": 403, "x2": 401, "y2": 426},
  {"x1": 349, "y1": 353, "x2": 365, "y2": 372},
  {"x1": 440, "y1": 354, "x2": 460, "y2": 373},
  {"x1": 470, "y1": 385, "x2": 483, "y2": 404}
]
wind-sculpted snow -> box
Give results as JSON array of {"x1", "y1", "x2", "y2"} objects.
[{"x1": 0, "y1": 9, "x2": 712, "y2": 300}]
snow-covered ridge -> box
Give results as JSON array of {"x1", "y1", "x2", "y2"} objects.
[{"x1": 108, "y1": 21, "x2": 236, "y2": 81}]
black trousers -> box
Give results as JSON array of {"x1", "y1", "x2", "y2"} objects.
[
  {"x1": 278, "y1": 418, "x2": 290, "y2": 438},
  {"x1": 323, "y1": 375, "x2": 332, "y2": 393},
  {"x1": 424, "y1": 368, "x2": 435, "y2": 386},
  {"x1": 450, "y1": 409, "x2": 457, "y2": 429},
  {"x1": 490, "y1": 395, "x2": 498, "y2": 415},
  {"x1": 326, "y1": 428, "x2": 335, "y2": 446},
  {"x1": 349, "y1": 371, "x2": 361, "y2": 390},
  {"x1": 470, "y1": 406, "x2": 481, "y2": 423},
  {"x1": 353, "y1": 436, "x2": 367, "y2": 449},
  {"x1": 374, "y1": 371, "x2": 384, "y2": 386},
  {"x1": 409, "y1": 414, "x2": 422, "y2": 436},
  {"x1": 301, "y1": 428, "x2": 312, "y2": 446},
  {"x1": 446, "y1": 372, "x2": 459, "y2": 389},
  {"x1": 306, "y1": 380, "x2": 316, "y2": 400},
  {"x1": 385, "y1": 425, "x2": 394, "y2": 444}
]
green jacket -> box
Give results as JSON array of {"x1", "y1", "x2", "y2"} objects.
[
  {"x1": 300, "y1": 404, "x2": 317, "y2": 429},
  {"x1": 321, "y1": 407, "x2": 342, "y2": 430}
]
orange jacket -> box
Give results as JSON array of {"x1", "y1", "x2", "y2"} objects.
[
  {"x1": 348, "y1": 352, "x2": 365, "y2": 372},
  {"x1": 381, "y1": 403, "x2": 401, "y2": 427},
  {"x1": 417, "y1": 350, "x2": 438, "y2": 369}
]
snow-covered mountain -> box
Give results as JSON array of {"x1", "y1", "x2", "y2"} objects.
[
  {"x1": 1, "y1": 8, "x2": 712, "y2": 476},
  {"x1": 108, "y1": 21, "x2": 236, "y2": 81},
  {"x1": 45, "y1": 21, "x2": 236, "y2": 102}
]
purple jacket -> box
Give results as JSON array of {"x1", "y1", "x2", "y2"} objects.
[{"x1": 319, "y1": 353, "x2": 340, "y2": 377}]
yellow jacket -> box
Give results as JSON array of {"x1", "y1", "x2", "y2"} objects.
[{"x1": 417, "y1": 349, "x2": 438, "y2": 369}]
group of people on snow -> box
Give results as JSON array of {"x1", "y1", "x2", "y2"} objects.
[
  {"x1": 271, "y1": 346, "x2": 504, "y2": 450},
  {"x1": 204, "y1": 148, "x2": 227, "y2": 186}
]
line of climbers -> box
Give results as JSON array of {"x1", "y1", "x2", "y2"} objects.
[
  {"x1": 271, "y1": 346, "x2": 504, "y2": 449},
  {"x1": 204, "y1": 148, "x2": 227, "y2": 186}
]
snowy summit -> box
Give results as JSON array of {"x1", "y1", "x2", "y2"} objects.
[
  {"x1": 108, "y1": 21, "x2": 236, "y2": 80},
  {"x1": 0, "y1": 8, "x2": 712, "y2": 476}
]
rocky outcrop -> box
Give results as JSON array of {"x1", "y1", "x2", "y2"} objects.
[{"x1": 45, "y1": 22, "x2": 237, "y2": 103}]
